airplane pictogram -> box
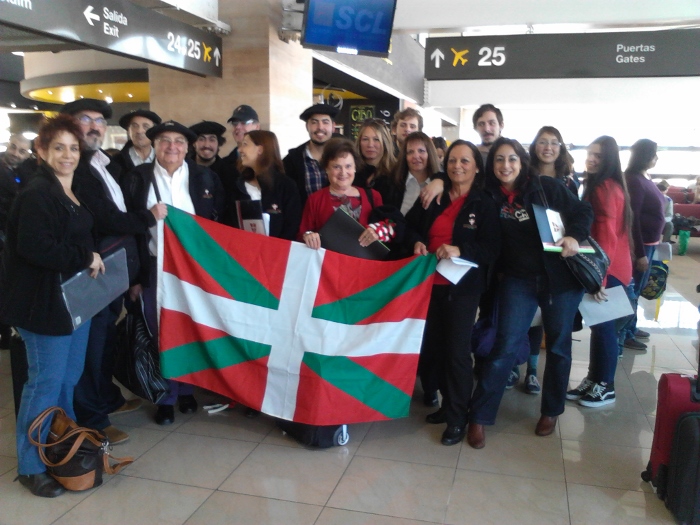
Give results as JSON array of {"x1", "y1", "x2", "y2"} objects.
[
  {"x1": 203, "y1": 43, "x2": 212, "y2": 62},
  {"x1": 451, "y1": 48, "x2": 469, "y2": 66}
]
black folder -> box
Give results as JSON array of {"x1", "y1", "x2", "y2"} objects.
[
  {"x1": 60, "y1": 248, "x2": 129, "y2": 330},
  {"x1": 318, "y1": 208, "x2": 390, "y2": 260}
]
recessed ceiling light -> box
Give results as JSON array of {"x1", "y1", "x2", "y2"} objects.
[
  {"x1": 12, "y1": 51, "x2": 24, "y2": 56},
  {"x1": 98, "y1": 89, "x2": 103, "y2": 93},
  {"x1": 47, "y1": 90, "x2": 53, "y2": 95},
  {"x1": 10, "y1": 103, "x2": 16, "y2": 108},
  {"x1": 105, "y1": 96, "x2": 113, "y2": 103},
  {"x1": 127, "y1": 93, "x2": 133, "y2": 98}
]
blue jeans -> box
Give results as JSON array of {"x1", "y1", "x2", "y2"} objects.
[
  {"x1": 470, "y1": 276, "x2": 583, "y2": 425},
  {"x1": 623, "y1": 244, "x2": 656, "y2": 340},
  {"x1": 588, "y1": 275, "x2": 629, "y2": 384},
  {"x1": 16, "y1": 322, "x2": 91, "y2": 475}
]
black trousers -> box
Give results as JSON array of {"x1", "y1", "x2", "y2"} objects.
[
  {"x1": 73, "y1": 296, "x2": 125, "y2": 430},
  {"x1": 419, "y1": 286, "x2": 481, "y2": 428}
]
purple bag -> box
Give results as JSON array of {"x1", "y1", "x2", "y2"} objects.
[{"x1": 471, "y1": 299, "x2": 530, "y2": 364}]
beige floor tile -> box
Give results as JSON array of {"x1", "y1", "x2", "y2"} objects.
[
  {"x1": 620, "y1": 343, "x2": 695, "y2": 371},
  {"x1": 184, "y1": 491, "x2": 322, "y2": 525},
  {"x1": 0, "y1": 467, "x2": 96, "y2": 525},
  {"x1": 109, "y1": 425, "x2": 169, "y2": 460},
  {"x1": 52, "y1": 475, "x2": 212, "y2": 525},
  {"x1": 445, "y1": 469, "x2": 569, "y2": 525},
  {"x1": 0, "y1": 413, "x2": 17, "y2": 457},
  {"x1": 219, "y1": 443, "x2": 353, "y2": 506},
  {"x1": 174, "y1": 408, "x2": 277, "y2": 443},
  {"x1": 488, "y1": 389, "x2": 548, "y2": 437},
  {"x1": 567, "y1": 483, "x2": 675, "y2": 524},
  {"x1": 326, "y1": 456, "x2": 453, "y2": 522},
  {"x1": 558, "y1": 405, "x2": 653, "y2": 448},
  {"x1": 108, "y1": 402, "x2": 197, "y2": 431},
  {"x1": 316, "y1": 507, "x2": 440, "y2": 525},
  {"x1": 355, "y1": 416, "x2": 461, "y2": 468},
  {"x1": 0, "y1": 453, "x2": 15, "y2": 475},
  {"x1": 562, "y1": 439, "x2": 651, "y2": 491},
  {"x1": 123, "y1": 432, "x2": 256, "y2": 489},
  {"x1": 458, "y1": 431, "x2": 565, "y2": 482}
]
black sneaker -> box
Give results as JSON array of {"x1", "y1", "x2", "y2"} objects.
[
  {"x1": 634, "y1": 329, "x2": 650, "y2": 341},
  {"x1": 623, "y1": 338, "x2": 647, "y2": 351},
  {"x1": 566, "y1": 378, "x2": 594, "y2": 401},
  {"x1": 578, "y1": 382, "x2": 616, "y2": 407}
]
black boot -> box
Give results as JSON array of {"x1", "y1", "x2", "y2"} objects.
[{"x1": 16, "y1": 472, "x2": 65, "y2": 498}]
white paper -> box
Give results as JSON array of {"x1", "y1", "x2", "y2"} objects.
[
  {"x1": 578, "y1": 285, "x2": 634, "y2": 327},
  {"x1": 654, "y1": 242, "x2": 672, "y2": 262},
  {"x1": 263, "y1": 213, "x2": 270, "y2": 236},
  {"x1": 546, "y1": 209, "x2": 565, "y2": 242},
  {"x1": 436, "y1": 257, "x2": 478, "y2": 284}
]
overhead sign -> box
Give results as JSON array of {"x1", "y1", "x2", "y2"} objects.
[
  {"x1": 425, "y1": 29, "x2": 700, "y2": 81},
  {"x1": 0, "y1": 0, "x2": 222, "y2": 77}
]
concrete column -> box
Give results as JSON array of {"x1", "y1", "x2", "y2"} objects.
[{"x1": 148, "y1": 0, "x2": 313, "y2": 156}]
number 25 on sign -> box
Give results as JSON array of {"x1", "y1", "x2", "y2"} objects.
[{"x1": 478, "y1": 47, "x2": 505, "y2": 66}]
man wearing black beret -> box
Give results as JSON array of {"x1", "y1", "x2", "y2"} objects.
[
  {"x1": 112, "y1": 109, "x2": 162, "y2": 173},
  {"x1": 282, "y1": 103, "x2": 338, "y2": 206},
  {"x1": 121, "y1": 120, "x2": 225, "y2": 426},
  {"x1": 189, "y1": 121, "x2": 227, "y2": 177},
  {"x1": 60, "y1": 99, "x2": 164, "y2": 445}
]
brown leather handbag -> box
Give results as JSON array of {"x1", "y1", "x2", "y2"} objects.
[{"x1": 28, "y1": 406, "x2": 133, "y2": 491}]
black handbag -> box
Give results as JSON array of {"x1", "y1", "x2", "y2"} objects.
[
  {"x1": 113, "y1": 296, "x2": 170, "y2": 404},
  {"x1": 564, "y1": 235, "x2": 610, "y2": 294},
  {"x1": 536, "y1": 184, "x2": 609, "y2": 294},
  {"x1": 28, "y1": 406, "x2": 132, "y2": 491}
]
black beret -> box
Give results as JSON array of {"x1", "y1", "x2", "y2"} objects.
[
  {"x1": 119, "y1": 109, "x2": 162, "y2": 129},
  {"x1": 189, "y1": 121, "x2": 226, "y2": 137},
  {"x1": 145, "y1": 120, "x2": 197, "y2": 143},
  {"x1": 60, "y1": 98, "x2": 113, "y2": 119},
  {"x1": 299, "y1": 103, "x2": 338, "y2": 122},
  {"x1": 227, "y1": 104, "x2": 259, "y2": 123}
]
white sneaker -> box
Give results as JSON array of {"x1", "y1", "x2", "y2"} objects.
[{"x1": 578, "y1": 382, "x2": 616, "y2": 407}]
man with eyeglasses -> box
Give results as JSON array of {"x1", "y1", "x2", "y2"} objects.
[
  {"x1": 122, "y1": 120, "x2": 224, "y2": 426},
  {"x1": 283, "y1": 103, "x2": 338, "y2": 206},
  {"x1": 220, "y1": 105, "x2": 260, "y2": 224},
  {"x1": 59, "y1": 98, "x2": 166, "y2": 445},
  {"x1": 112, "y1": 109, "x2": 162, "y2": 173}
]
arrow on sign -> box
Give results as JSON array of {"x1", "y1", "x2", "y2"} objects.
[
  {"x1": 84, "y1": 6, "x2": 100, "y2": 26},
  {"x1": 430, "y1": 48, "x2": 445, "y2": 68},
  {"x1": 213, "y1": 47, "x2": 221, "y2": 67}
]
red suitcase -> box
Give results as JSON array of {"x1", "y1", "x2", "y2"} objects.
[{"x1": 641, "y1": 373, "x2": 700, "y2": 499}]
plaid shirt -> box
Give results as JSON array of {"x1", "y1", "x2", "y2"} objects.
[{"x1": 303, "y1": 146, "x2": 327, "y2": 196}]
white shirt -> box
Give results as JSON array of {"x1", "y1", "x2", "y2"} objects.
[
  {"x1": 400, "y1": 172, "x2": 430, "y2": 216},
  {"x1": 91, "y1": 150, "x2": 127, "y2": 212},
  {"x1": 128, "y1": 145, "x2": 155, "y2": 167},
  {"x1": 147, "y1": 160, "x2": 194, "y2": 255},
  {"x1": 244, "y1": 181, "x2": 262, "y2": 201}
]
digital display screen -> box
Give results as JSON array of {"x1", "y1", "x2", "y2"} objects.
[{"x1": 301, "y1": 0, "x2": 397, "y2": 58}]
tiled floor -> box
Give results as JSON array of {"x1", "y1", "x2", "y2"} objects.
[{"x1": 1, "y1": 243, "x2": 698, "y2": 525}]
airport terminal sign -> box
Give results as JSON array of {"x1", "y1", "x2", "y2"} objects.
[
  {"x1": 425, "y1": 29, "x2": 700, "y2": 81},
  {"x1": 0, "y1": 0, "x2": 222, "y2": 77}
]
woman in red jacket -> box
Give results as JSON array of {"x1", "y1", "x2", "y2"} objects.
[{"x1": 566, "y1": 136, "x2": 633, "y2": 407}]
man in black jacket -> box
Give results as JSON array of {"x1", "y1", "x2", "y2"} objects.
[
  {"x1": 282, "y1": 103, "x2": 338, "y2": 206},
  {"x1": 61, "y1": 98, "x2": 162, "y2": 445},
  {"x1": 121, "y1": 120, "x2": 224, "y2": 426},
  {"x1": 111, "y1": 109, "x2": 161, "y2": 173}
]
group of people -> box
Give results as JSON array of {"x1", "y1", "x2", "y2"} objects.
[{"x1": 0, "y1": 98, "x2": 666, "y2": 497}]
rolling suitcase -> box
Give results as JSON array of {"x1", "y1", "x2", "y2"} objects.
[
  {"x1": 666, "y1": 413, "x2": 700, "y2": 524},
  {"x1": 641, "y1": 373, "x2": 700, "y2": 499},
  {"x1": 277, "y1": 420, "x2": 349, "y2": 448}
]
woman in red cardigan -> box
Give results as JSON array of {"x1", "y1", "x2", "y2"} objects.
[
  {"x1": 566, "y1": 135, "x2": 633, "y2": 408},
  {"x1": 299, "y1": 138, "x2": 388, "y2": 250}
]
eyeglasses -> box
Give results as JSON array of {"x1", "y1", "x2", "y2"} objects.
[
  {"x1": 536, "y1": 140, "x2": 562, "y2": 148},
  {"x1": 77, "y1": 115, "x2": 108, "y2": 127},
  {"x1": 155, "y1": 137, "x2": 188, "y2": 147},
  {"x1": 231, "y1": 119, "x2": 256, "y2": 126}
]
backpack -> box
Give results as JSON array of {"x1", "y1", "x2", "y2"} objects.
[{"x1": 641, "y1": 261, "x2": 669, "y2": 300}]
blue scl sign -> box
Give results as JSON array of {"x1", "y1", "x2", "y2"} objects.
[{"x1": 303, "y1": 0, "x2": 395, "y2": 56}]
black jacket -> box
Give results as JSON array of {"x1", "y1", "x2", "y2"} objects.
[
  {"x1": 121, "y1": 158, "x2": 225, "y2": 287},
  {"x1": 229, "y1": 169, "x2": 302, "y2": 241},
  {"x1": 0, "y1": 167, "x2": 95, "y2": 335},
  {"x1": 110, "y1": 141, "x2": 138, "y2": 174},
  {"x1": 486, "y1": 174, "x2": 593, "y2": 294},
  {"x1": 405, "y1": 186, "x2": 501, "y2": 296},
  {"x1": 282, "y1": 142, "x2": 328, "y2": 206}
]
